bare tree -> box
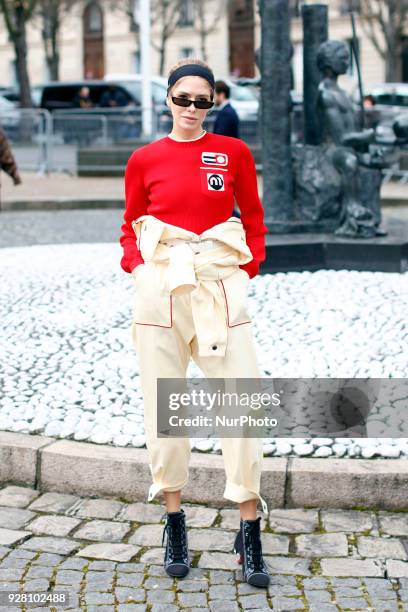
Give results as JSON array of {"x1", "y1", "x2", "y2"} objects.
[
  {"x1": 110, "y1": 0, "x2": 183, "y2": 75},
  {"x1": 0, "y1": 0, "x2": 38, "y2": 106},
  {"x1": 33, "y1": 0, "x2": 80, "y2": 82},
  {"x1": 192, "y1": 0, "x2": 227, "y2": 62},
  {"x1": 151, "y1": 0, "x2": 184, "y2": 75},
  {"x1": 109, "y1": 0, "x2": 140, "y2": 65},
  {"x1": 346, "y1": 0, "x2": 408, "y2": 82}
]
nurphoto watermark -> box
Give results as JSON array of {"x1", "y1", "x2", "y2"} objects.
[{"x1": 157, "y1": 378, "x2": 408, "y2": 438}]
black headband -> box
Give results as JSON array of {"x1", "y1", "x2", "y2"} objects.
[{"x1": 167, "y1": 64, "x2": 215, "y2": 91}]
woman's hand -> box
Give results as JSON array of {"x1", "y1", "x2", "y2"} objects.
[{"x1": 131, "y1": 263, "x2": 146, "y2": 282}]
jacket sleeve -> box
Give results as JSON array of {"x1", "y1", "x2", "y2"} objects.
[
  {"x1": 119, "y1": 151, "x2": 148, "y2": 273},
  {"x1": 234, "y1": 140, "x2": 268, "y2": 278},
  {"x1": 0, "y1": 128, "x2": 19, "y2": 180}
]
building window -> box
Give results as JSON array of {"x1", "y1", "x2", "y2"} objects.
[
  {"x1": 339, "y1": 0, "x2": 361, "y2": 16},
  {"x1": 84, "y1": 2, "x2": 103, "y2": 34},
  {"x1": 180, "y1": 47, "x2": 194, "y2": 59},
  {"x1": 179, "y1": 0, "x2": 194, "y2": 27},
  {"x1": 346, "y1": 37, "x2": 360, "y2": 76}
]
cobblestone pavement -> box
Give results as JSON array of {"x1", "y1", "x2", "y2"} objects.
[{"x1": 0, "y1": 484, "x2": 408, "y2": 611}]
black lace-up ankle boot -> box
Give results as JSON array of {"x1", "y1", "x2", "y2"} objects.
[
  {"x1": 161, "y1": 509, "x2": 190, "y2": 577},
  {"x1": 233, "y1": 516, "x2": 270, "y2": 587}
]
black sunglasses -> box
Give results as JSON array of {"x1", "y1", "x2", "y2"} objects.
[{"x1": 171, "y1": 96, "x2": 214, "y2": 110}]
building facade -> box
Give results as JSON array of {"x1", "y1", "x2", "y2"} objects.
[{"x1": 0, "y1": 0, "x2": 406, "y2": 92}]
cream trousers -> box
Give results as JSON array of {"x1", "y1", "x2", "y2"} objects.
[{"x1": 130, "y1": 214, "x2": 268, "y2": 515}]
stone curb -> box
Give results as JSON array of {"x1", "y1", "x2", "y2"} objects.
[
  {"x1": 1, "y1": 195, "x2": 406, "y2": 211},
  {"x1": 1, "y1": 431, "x2": 408, "y2": 510},
  {"x1": 1, "y1": 199, "x2": 124, "y2": 211}
]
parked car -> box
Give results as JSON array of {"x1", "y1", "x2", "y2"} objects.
[
  {"x1": 352, "y1": 83, "x2": 408, "y2": 128},
  {"x1": 0, "y1": 95, "x2": 20, "y2": 130},
  {"x1": 105, "y1": 73, "x2": 260, "y2": 120},
  {"x1": 37, "y1": 80, "x2": 139, "y2": 112}
]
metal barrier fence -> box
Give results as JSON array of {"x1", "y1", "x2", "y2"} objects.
[{"x1": 0, "y1": 106, "x2": 407, "y2": 181}]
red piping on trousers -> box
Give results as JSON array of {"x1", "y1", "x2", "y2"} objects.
[
  {"x1": 133, "y1": 295, "x2": 173, "y2": 328},
  {"x1": 220, "y1": 279, "x2": 252, "y2": 327}
]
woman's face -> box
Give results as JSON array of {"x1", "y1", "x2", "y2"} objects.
[{"x1": 167, "y1": 76, "x2": 213, "y2": 133}]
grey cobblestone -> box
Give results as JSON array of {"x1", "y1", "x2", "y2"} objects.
[
  {"x1": 178, "y1": 591, "x2": 208, "y2": 607},
  {"x1": 28, "y1": 492, "x2": 79, "y2": 513},
  {"x1": 238, "y1": 593, "x2": 269, "y2": 609},
  {"x1": 321, "y1": 510, "x2": 373, "y2": 533},
  {"x1": 0, "y1": 506, "x2": 36, "y2": 529},
  {"x1": 304, "y1": 589, "x2": 332, "y2": 603},
  {"x1": 23, "y1": 578, "x2": 51, "y2": 590},
  {"x1": 269, "y1": 597, "x2": 304, "y2": 611},
  {"x1": 117, "y1": 572, "x2": 144, "y2": 587},
  {"x1": 25, "y1": 565, "x2": 54, "y2": 578},
  {"x1": 269, "y1": 508, "x2": 318, "y2": 533},
  {"x1": 71, "y1": 498, "x2": 124, "y2": 519},
  {"x1": 73, "y1": 519, "x2": 131, "y2": 542},
  {"x1": 308, "y1": 606, "x2": 338, "y2": 612},
  {"x1": 208, "y1": 569, "x2": 234, "y2": 584},
  {"x1": 178, "y1": 578, "x2": 208, "y2": 591},
  {"x1": 0, "y1": 486, "x2": 40, "y2": 508},
  {"x1": 147, "y1": 589, "x2": 175, "y2": 603},
  {"x1": 84, "y1": 591, "x2": 115, "y2": 604},
  {"x1": 208, "y1": 583, "x2": 236, "y2": 599},
  {"x1": 115, "y1": 586, "x2": 145, "y2": 603},
  {"x1": 209, "y1": 601, "x2": 239, "y2": 612},
  {"x1": 295, "y1": 533, "x2": 348, "y2": 557},
  {"x1": 357, "y1": 536, "x2": 407, "y2": 559},
  {"x1": 32, "y1": 552, "x2": 64, "y2": 565},
  {"x1": 21, "y1": 536, "x2": 80, "y2": 555},
  {"x1": 335, "y1": 596, "x2": 369, "y2": 608},
  {"x1": 144, "y1": 576, "x2": 173, "y2": 589}
]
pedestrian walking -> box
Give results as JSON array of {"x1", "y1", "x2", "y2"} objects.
[
  {"x1": 0, "y1": 125, "x2": 21, "y2": 207},
  {"x1": 213, "y1": 80, "x2": 240, "y2": 138},
  {"x1": 119, "y1": 58, "x2": 270, "y2": 587}
]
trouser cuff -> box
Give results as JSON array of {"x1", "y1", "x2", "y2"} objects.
[{"x1": 224, "y1": 481, "x2": 269, "y2": 515}]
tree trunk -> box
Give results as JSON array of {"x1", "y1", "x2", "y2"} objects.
[
  {"x1": 14, "y1": 5, "x2": 33, "y2": 107},
  {"x1": 43, "y1": 13, "x2": 60, "y2": 81},
  {"x1": 200, "y1": 31, "x2": 206, "y2": 62},
  {"x1": 159, "y1": 40, "x2": 166, "y2": 76},
  {"x1": 385, "y1": 44, "x2": 402, "y2": 82}
]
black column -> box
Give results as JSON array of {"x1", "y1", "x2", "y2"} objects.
[
  {"x1": 259, "y1": 0, "x2": 293, "y2": 229},
  {"x1": 302, "y1": 4, "x2": 328, "y2": 145}
]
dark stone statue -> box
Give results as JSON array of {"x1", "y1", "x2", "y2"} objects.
[
  {"x1": 315, "y1": 40, "x2": 392, "y2": 237},
  {"x1": 292, "y1": 39, "x2": 403, "y2": 237}
]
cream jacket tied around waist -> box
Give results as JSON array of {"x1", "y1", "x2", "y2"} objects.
[{"x1": 131, "y1": 214, "x2": 254, "y2": 358}]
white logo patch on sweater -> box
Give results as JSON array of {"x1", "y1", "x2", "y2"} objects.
[
  {"x1": 207, "y1": 173, "x2": 224, "y2": 191},
  {"x1": 202, "y1": 152, "x2": 228, "y2": 166}
]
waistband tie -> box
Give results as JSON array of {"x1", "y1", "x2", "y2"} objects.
[{"x1": 131, "y1": 215, "x2": 253, "y2": 357}]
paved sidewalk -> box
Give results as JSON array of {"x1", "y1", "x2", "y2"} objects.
[
  {"x1": 1, "y1": 171, "x2": 407, "y2": 206},
  {"x1": 0, "y1": 484, "x2": 408, "y2": 611}
]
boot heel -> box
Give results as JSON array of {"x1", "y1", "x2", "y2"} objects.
[{"x1": 233, "y1": 530, "x2": 244, "y2": 564}]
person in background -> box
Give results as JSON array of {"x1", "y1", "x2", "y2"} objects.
[
  {"x1": 214, "y1": 80, "x2": 241, "y2": 217},
  {"x1": 213, "y1": 80, "x2": 240, "y2": 138},
  {"x1": 74, "y1": 86, "x2": 93, "y2": 109},
  {"x1": 100, "y1": 85, "x2": 129, "y2": 108},
  {"x1": 0, "y1": 125, "x2": 22, "y2": 205}
]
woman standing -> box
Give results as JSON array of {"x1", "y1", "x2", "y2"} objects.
[{"x1": 119, "y1": 59, "x2": 270, "y2": 587}]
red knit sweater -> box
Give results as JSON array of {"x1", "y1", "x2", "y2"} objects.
[{"x1": 119, "y1": 131, "x2": 268, "y2": 278}]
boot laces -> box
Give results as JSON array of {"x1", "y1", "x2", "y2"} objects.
[
  {"x1": 162, "y1": 515, "x2": 186, "y2": 561},
  {"x1": 245, "y1": 522, "x2": 264, "y2": 571}
]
